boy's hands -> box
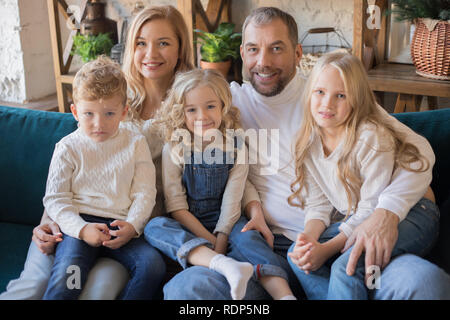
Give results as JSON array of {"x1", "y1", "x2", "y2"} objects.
[
  {"x1": 288, "y1": 233, "x2": 328, "y2": 274},
  {"x1": 79, "y1": 223, "x2": 111, "y2": 247},
  {"x1": 102, "y1": 220, "x2": 137, "y2": 250}
]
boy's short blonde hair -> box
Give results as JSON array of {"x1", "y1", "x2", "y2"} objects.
[{"x1": 72, "y1": 55, "x2": 127, "y2": 106}]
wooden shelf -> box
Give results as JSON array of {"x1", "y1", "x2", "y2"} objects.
[
  {"x1": 352, "y1": 0, "x2": 449, "y2": 113},
  {"x1": 368, "y1": 63, "x2": 450, "y2": 98}
]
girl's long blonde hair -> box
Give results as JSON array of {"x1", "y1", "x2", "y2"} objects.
[
  {"x1": 288, "y1": 52, "x2": 429, "y2": 217},
  {"x1": 155, "y1": 68, "x2": 240, "y2": 145},
  {"x1": 122, "y1": 5, "x2": 194, "y2": 120}
]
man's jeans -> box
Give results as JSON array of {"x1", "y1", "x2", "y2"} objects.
[
  {"x1": 288, "y1": 198, "x2": 442, "y2": 300},
  {"x1": 164, "y1": 198, "x2": 450, "y2": 300}
]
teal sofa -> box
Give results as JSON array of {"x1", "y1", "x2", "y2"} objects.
[{"x1": 0, "y1": 105, "x2": 449, "y2": 293}]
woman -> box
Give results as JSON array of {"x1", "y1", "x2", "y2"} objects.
[{"x1": 0, "y1": 5, "x2": 193, "y2": 300}]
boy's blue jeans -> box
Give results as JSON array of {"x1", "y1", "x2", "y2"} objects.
[
  {"x1": 287, "y1": 197, "x2": 440, "y2": 300},
  {"x1": 144, "y1": 215, "x2": 289, "y2": 282},
  {"x1": 43, "y1": 214, "x2": 166, "y2": 300}
]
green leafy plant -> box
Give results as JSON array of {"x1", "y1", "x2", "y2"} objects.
[
  {"x1": 71, "y1": 33, "x2": 114, "y2": 63},
  {"x1": 387, "y1": 0, "x2": 450, "y2": 22},
  {"x1": 195, "y1": 23, "x2": 242, "y2": 63}
]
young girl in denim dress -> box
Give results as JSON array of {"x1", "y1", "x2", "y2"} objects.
[{"x1": 144, "y1": 69, "x2": 295, "y2": 300}]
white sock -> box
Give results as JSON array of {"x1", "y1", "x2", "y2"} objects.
[
  {"x1": 209, "y1": 254, "x2": 253, "y2": 300},
  {"x1": 279, "y1": 295, "x2": 297, "y2": 300}
]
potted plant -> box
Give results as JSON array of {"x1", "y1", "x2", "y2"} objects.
[
  {"x1": 195, "y1": 22, "x2": 242, "y2": 78},
  {"x1": 71, "y1": 33, "x2": 114, "y2": 63},
  {"x1": 388, "y1": 0, "x2": 450, "y2": 80}
]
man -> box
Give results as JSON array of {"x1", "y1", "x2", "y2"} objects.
[{"x1": 164, "y1": 7, "x2": 450, "y2": 300}]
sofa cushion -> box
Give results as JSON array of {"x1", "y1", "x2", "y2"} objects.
[
  {"x1": 0, "y1": 106, "x2": 77, "y2": 226},
  {"x1": 0, "y1": 222, "x2": 34, "y2": 292},
  {"x1": 392, "y1": 109, "x2": 450, "y2": 207}
]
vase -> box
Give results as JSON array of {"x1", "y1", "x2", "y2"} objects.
[
  {"x1": 199, "y1": 60, "x2": 231, "y2": 79},
  {"x1": 411, "y1": 18, "x2": 450, "y2": 80},
  {"x1": 80, "y1": 0, "x2": 118, "y2": 44}
]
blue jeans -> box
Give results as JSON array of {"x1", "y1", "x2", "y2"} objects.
[
  {"x1": 145, "y1": 216, "x2": 290, "y2": 281},
  {"x1": 288, "y1": 198, "x2": 442, "y2": 300},
  {"x1": 43, "y1": 215, "x2": 166, "y2": 300},
  {"x1": 162, "y1": 217, "x2": 304, "y2": 299},
  {"x1": 164, "y1": 198, "x2": 450, "y2": 300}
]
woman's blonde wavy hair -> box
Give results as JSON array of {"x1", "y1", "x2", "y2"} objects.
[
  {"x1": 122, "y1": 5, "x2": 194, "y2": 120},
  {"x1": 155, "y1": 68, "x2": 240, "y2": 146},
  {"x1": 288, "y1": 52, "x2": 429, "y2": 217}
]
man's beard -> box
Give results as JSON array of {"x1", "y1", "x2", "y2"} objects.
[{"x1": 247, "y1": 66, "x2": 295, "y2": 97}]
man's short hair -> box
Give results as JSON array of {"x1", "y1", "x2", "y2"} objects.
[
  {"x1": 242, "y1": 7, "x2": 299, "y2": 48},
  {"x1": 72, "y1": 55, "x2": 127, "y2": 105}
]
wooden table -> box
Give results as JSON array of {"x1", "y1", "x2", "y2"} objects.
[{"x1": 368, "y1": 63, "x2": 450, "y2": 113}]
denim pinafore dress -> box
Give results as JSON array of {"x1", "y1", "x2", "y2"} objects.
[{"x1": 182, "y1": 147, "x2": 234, "y2": 233}]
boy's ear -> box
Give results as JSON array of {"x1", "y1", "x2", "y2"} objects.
[
  {"x1": 121, "y1": 105, "x2": 129, "y2": 120},
  {"x1": 70, "y1": 104, "x2": 79, "y2": 121}
]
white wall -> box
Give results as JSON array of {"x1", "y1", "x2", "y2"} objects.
[
  {"x1": 0, "y1": 0, "x2": 26, "y2": 103},
  {"x1": 0, "y1": 0, "x2": 55, "y2": 103},
  {"x1": 18, "y1": 0, "x2": 56, "y2": 101}
]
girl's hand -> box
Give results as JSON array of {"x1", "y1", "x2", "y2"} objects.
[
  {"x1": 242, "y1": 201, "x2": 274, "y2": 248},
  {"x1": 289, "y1": 233, "x2": 328, "y2": 274},
  {"x1": 102, "y1": 220, "x2": 137, "y2": 250},
  {"x1": 79, "y1": 223, "x2": 111, "y2": 247}
]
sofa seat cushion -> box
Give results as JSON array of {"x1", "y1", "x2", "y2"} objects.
[{"x1": 0, "y1": 222, "x2": 34, "y2": 292}]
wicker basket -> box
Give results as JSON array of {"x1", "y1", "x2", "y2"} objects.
[{"x1": 411, "y1": 18, "x2": 450, "y2": 80}]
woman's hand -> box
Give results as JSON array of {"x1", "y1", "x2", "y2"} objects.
[
  {"x1": 32, "y1": 222, "x2": 63, "y2": 255},
  {"x1": 102, "y1": 221, "x2": 137, "y2": 249},
  {"x1": 242, "y1": 201, "x2": 274, "y2": 248}
]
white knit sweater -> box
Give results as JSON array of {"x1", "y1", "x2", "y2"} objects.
[
  {"x1": 301, "y1": 122, "x2": 426, "y2": 238},
  {"x1": 43, "y1": 127, "x2": 156, "y2": 239}
]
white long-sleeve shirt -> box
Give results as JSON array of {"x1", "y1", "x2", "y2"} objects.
[
  {"x1": 43, "y1": 127, "x2": 156, "y2": 239},
  {"x1": 231, "y1": 69, "x2": 435, "y2": 241},
  {"x1": 301, "y1": 121, "x2": 430, "y2": 237}
]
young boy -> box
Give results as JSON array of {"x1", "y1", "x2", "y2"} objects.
[{"x1": 42, "y1": 56, "x2": 165, "y2": 300}]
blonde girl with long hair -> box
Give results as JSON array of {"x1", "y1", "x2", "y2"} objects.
[
  {"x1": 144, "y1": 69, "x2": 296, "y2": 300},
  {"x1": 287, "y1": 52, "x2": 439, "y2": 300}
]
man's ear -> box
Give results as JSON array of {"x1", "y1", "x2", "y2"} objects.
[
  {"x1": 295, "y1": 43, "x2": 303, "y2": 66},
  {"x1": 70, "y1": 104, "x2": 79, "y2": 121},
  {"x1": 240, "y1": 44, "x2": 244, "y2": 59}
]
